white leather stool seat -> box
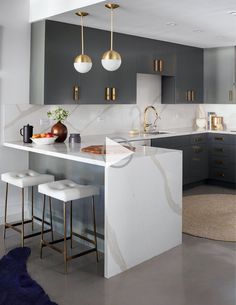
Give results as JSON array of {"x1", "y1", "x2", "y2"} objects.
[
  {"x1": 1, "y1": 170, "x2": 54, "y2": 188},
  {"x1": 38, "y1": 180, "x2": 99, "y2": 202}
]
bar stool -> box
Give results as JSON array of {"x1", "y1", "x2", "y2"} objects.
[
  {"x1": 1, "y1": 170, "x2": 54, "y2": 247},
  {"x1": 38, "y1": 179, "x2": 99, "y2": 273}
]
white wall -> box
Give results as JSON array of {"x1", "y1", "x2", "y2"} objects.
[
  {"x1": 30, "y1": 0, "x2": 104, "y2": 22},
  {"x1": 0, "y1": 0, "x2": 30, "y2": 223}
]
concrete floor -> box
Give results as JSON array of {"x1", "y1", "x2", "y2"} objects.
[{"x1": 1, "y1": 185, "x2": 236, "y2": 305}]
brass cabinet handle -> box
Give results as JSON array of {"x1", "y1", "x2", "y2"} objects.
[
  {"x1": 105, "y1": 87, "x2": 111, "y2": 101},
  {"x1": 193, "y1": 146, "x2": 203, "y2": 153},
  {"x1": 191, "y1": 90, "x2": 195, "y2": 102},
  {"x1": 105, "y1": 87, "x2": 117, "y2": 101},
  {"x1": 214, "y1": 136, "x2": 224, "y2": 141},
  {"x1": 186, "y1": 90, "x2": 192, "y2": 102},
  {"x1": 214, "y1": 147, "x2": 224, "y2": 153},
  {"x1": 215, "y1": 172, "x2": 225, "y2": 177},
  {"x1": 111, "y1": 87, "x2": 116, "y2": 101},
  {"x1": 194, "y1": 137, "x2": 203, "y2": 143},
  {"x1": 154, "y1": 59, "x2": 164, "y2": 72},
  {"x1": 192, "y1": 157, "x2": 200, "y2": 161},
  {"x1": 73, "y1": 85, "x2": 79, "y2": 101},
  {"x1": 214, "y1": 160, "x2": 224, "y2": 165},
  {"x1": 229, "y1": 90, "x2": 233, "y2": 101}
]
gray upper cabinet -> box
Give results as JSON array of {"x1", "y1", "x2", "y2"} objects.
[
  {"x1": 30, "y1": 19, "x2": 205, "y2": 105},
  {"x1": 204, "y1": 47, "x2": 236, "y2": 104},
  {"x1": 175, "y1": 45, "x2": 204, "y2": 104},
  {"x1": 30, "y1": 20, "x2": 137, "y2": 105},
  {"x1": 135, "y1": 37, "x2": 176, "y2": 76}
]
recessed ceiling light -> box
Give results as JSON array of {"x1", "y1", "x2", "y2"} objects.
[
  {"x1": 228, "y1": 11, "x2": 236, "y2": 15},
  {"x1": 166, "y1": 22, "x2": 177, "y2": 26}
]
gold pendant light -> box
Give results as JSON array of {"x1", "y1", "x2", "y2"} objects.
[
  {"x1": 74, "y1": 12, "x2": 92, "y2": 73},
  {"x1": 101, "y1": 3, "x2": 122, "y2": 71}
]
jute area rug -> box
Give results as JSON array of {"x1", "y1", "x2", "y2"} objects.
[{"x1": 183, "y1": 194, "x2": 236, "y2": 242}]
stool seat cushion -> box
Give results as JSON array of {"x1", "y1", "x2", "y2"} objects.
[
  {"x1": 38, "y1": 180, "x2": 99, "y2": 202},
  {"x1": 1, "y1": 170, "x2": 54, "y2": 188}
]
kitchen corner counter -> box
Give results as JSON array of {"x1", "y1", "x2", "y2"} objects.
[{"x1": 3, "y1": 138, "x2": 182, "y2": 279}]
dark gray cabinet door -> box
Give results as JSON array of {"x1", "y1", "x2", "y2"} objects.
[
  {"x1": 135, "y1": 37, "x2": 176, "y2": 76},
  {"x1": 151, "y1": 134, "x2": 208, "y2": 185},
  {"x1": 175, "y1": 45, "x2": 203, "y2": 104},
  {"x1": 208, "y1": 133, "x2": 236, "y2": 183},
  {"x1": 44, "y1": 20, "x2": 80, "y2": 105},
  {"x1": 105, "y1": 32, "x2": 137, "y2": 104}
]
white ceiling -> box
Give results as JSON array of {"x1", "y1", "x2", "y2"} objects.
[{"x1": 50, "y1": 0, "x2": 236, "y2": 48}]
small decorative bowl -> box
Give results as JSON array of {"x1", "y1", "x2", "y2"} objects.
[{"x1": 31, "y1": 136, "x2": 58, "y2": 145}]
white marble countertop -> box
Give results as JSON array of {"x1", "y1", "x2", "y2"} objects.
[
  {"x1": 4, "y1": 140, "x2": 178, "y2": 167},
  {"x1": 4, "y1": 127, "x2": 235, "y2": 166}
]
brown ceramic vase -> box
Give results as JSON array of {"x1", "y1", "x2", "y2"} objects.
[{"x1": 51, "y1": 121, "x2": 68, "y2": 143}]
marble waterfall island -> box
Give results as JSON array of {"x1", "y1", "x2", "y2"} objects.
[{"x1": 4, "y1": 141, "x2": 182, "y2": 278}]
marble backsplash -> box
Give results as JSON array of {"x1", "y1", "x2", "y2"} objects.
[{"x1": 3, "y1": 73, "x2": 236, "y2": 142}]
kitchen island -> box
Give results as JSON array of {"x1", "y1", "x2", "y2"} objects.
[{"x1": 4, "y1": 139, "x2": 182, "y2": 278}]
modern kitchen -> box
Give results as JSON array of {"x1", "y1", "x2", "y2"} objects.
[{"x1": 0, "y1": 1, "x2": 236, "y2": 305}]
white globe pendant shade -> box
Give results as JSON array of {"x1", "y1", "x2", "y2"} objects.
[
  {"x1": 101, "y1": 50, "x2": 122, "y2": 72},
  {"x1": 74, "y1": 54, "x2": 92, "y2": 73}
]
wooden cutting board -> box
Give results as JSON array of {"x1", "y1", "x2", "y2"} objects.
[{"x1": 81, "y1": 145, "x2": 135, "y2": 155}]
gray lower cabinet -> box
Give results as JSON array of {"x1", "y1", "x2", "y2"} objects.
[
  {"x1": 208, "y1": 133, "x2": 236, "y2": 183},
  {"x1": 151, "y1": 135, "x2": 208, "y2": 185},
  {"x1": 152, "y1": 133, "x2": 236, "y2": 186}
]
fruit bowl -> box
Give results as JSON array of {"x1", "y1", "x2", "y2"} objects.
[{"x1": 31, "y1": 135, "x2": 58, "y2": 145}]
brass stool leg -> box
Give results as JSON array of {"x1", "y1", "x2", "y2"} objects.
[
  {"x1": 49, "y1": 197, "x2": 54, "y2": 241},
  {"x1": 21, "y1": 188, "x2": 25, "y2": 247},
  {"x1": 40, "y1": 195, "x2": 46, "y2": 259},
  {"x1": 31, "y1": 186, "x2": 34, "y2": 231},
  {"x1": 70, "y1": 201, "x2": 73, "y2": 249},
  {"x1": 64, "y1": 202, "x2": 68, "y2": 273},
  {"x1": 92, "y1": 196, "x2": 99, "y2": 262},
  {"x1": 3, "y1": 183, "x2": 9, "y2": 239}
]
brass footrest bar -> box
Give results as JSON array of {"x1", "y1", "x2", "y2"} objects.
[
  {"x1": 5, "y1": 223, "x2": 22, "y2": 233},
  {"x1": 6, "y1": 219, "x2": 32, "y2": 227},
  {"x1": 33, "y1": 216, "x2": 51, "y2": 227},
  {"x1": 42, "y1": 236, "x2": 71, "y2": 246},
  {"x1": 24, "y1": 229, "x2": 51, "y2": 239},
  {"x1": 67, "y1": 248, "x2": 96, "y2": 261},
  {"x1": 5, "y1": 222, "x2": 52, "y2": 237},
  {"x1": 41, "y1": 240, "x2": 63, "y2": 254},
  {"x1": 72, "y1": 232, "x2": 96, "y2": 245}
]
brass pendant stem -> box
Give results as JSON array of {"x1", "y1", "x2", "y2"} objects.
[
  {"x1": 81, "y1": 15, "x2": 84, "y2": 54},
  {"x1": 110, "y1": 8, "x2": 114, "y2": 51}
]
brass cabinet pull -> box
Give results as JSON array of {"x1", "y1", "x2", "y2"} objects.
[
  {"x1": 111, "y1": 87, "x2": 116, "y2": 101},
  {"x1": 192, "y1": 157, "x2": 200, "y2": 162},
  {"x1": 229, "y1": 90, "x2": 233, "y2": 101},
  {"x1": 214, "y1": 136, "x2": 224, "y2": 141},
  {"x1": 186, "y1": 90, "x2": 192, "y2": 102},
  {"x1": 194, "y1": 137, "x2": 203, "y2": 143},
  {"x1": 215, "y1": 172, "x2": 225, "y2": 177},
  {"x1": 73, "y1": 85, "x2": 79, "y2": 101},
  {"x1": 105, "y1": 87, "x2": 111, "y2": 101},
  {"x1": 214, "y1": 160, "x2": 224, "y2": 165},
  {"x1": 191, "y1": 90, "x2": 195, "y2": 102},
  {"x1": 193, "y1": 146, "x2": 203, "y2": 153},
  {"x1": 214, "y1": 147, "x2": 224, "y2": 153},
  {"x1": 105, "y1": 87, "x2": 117, "y2": 101},
  {"x1": 154, "y1": 59, "x2": 164, "y2": 72}
]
